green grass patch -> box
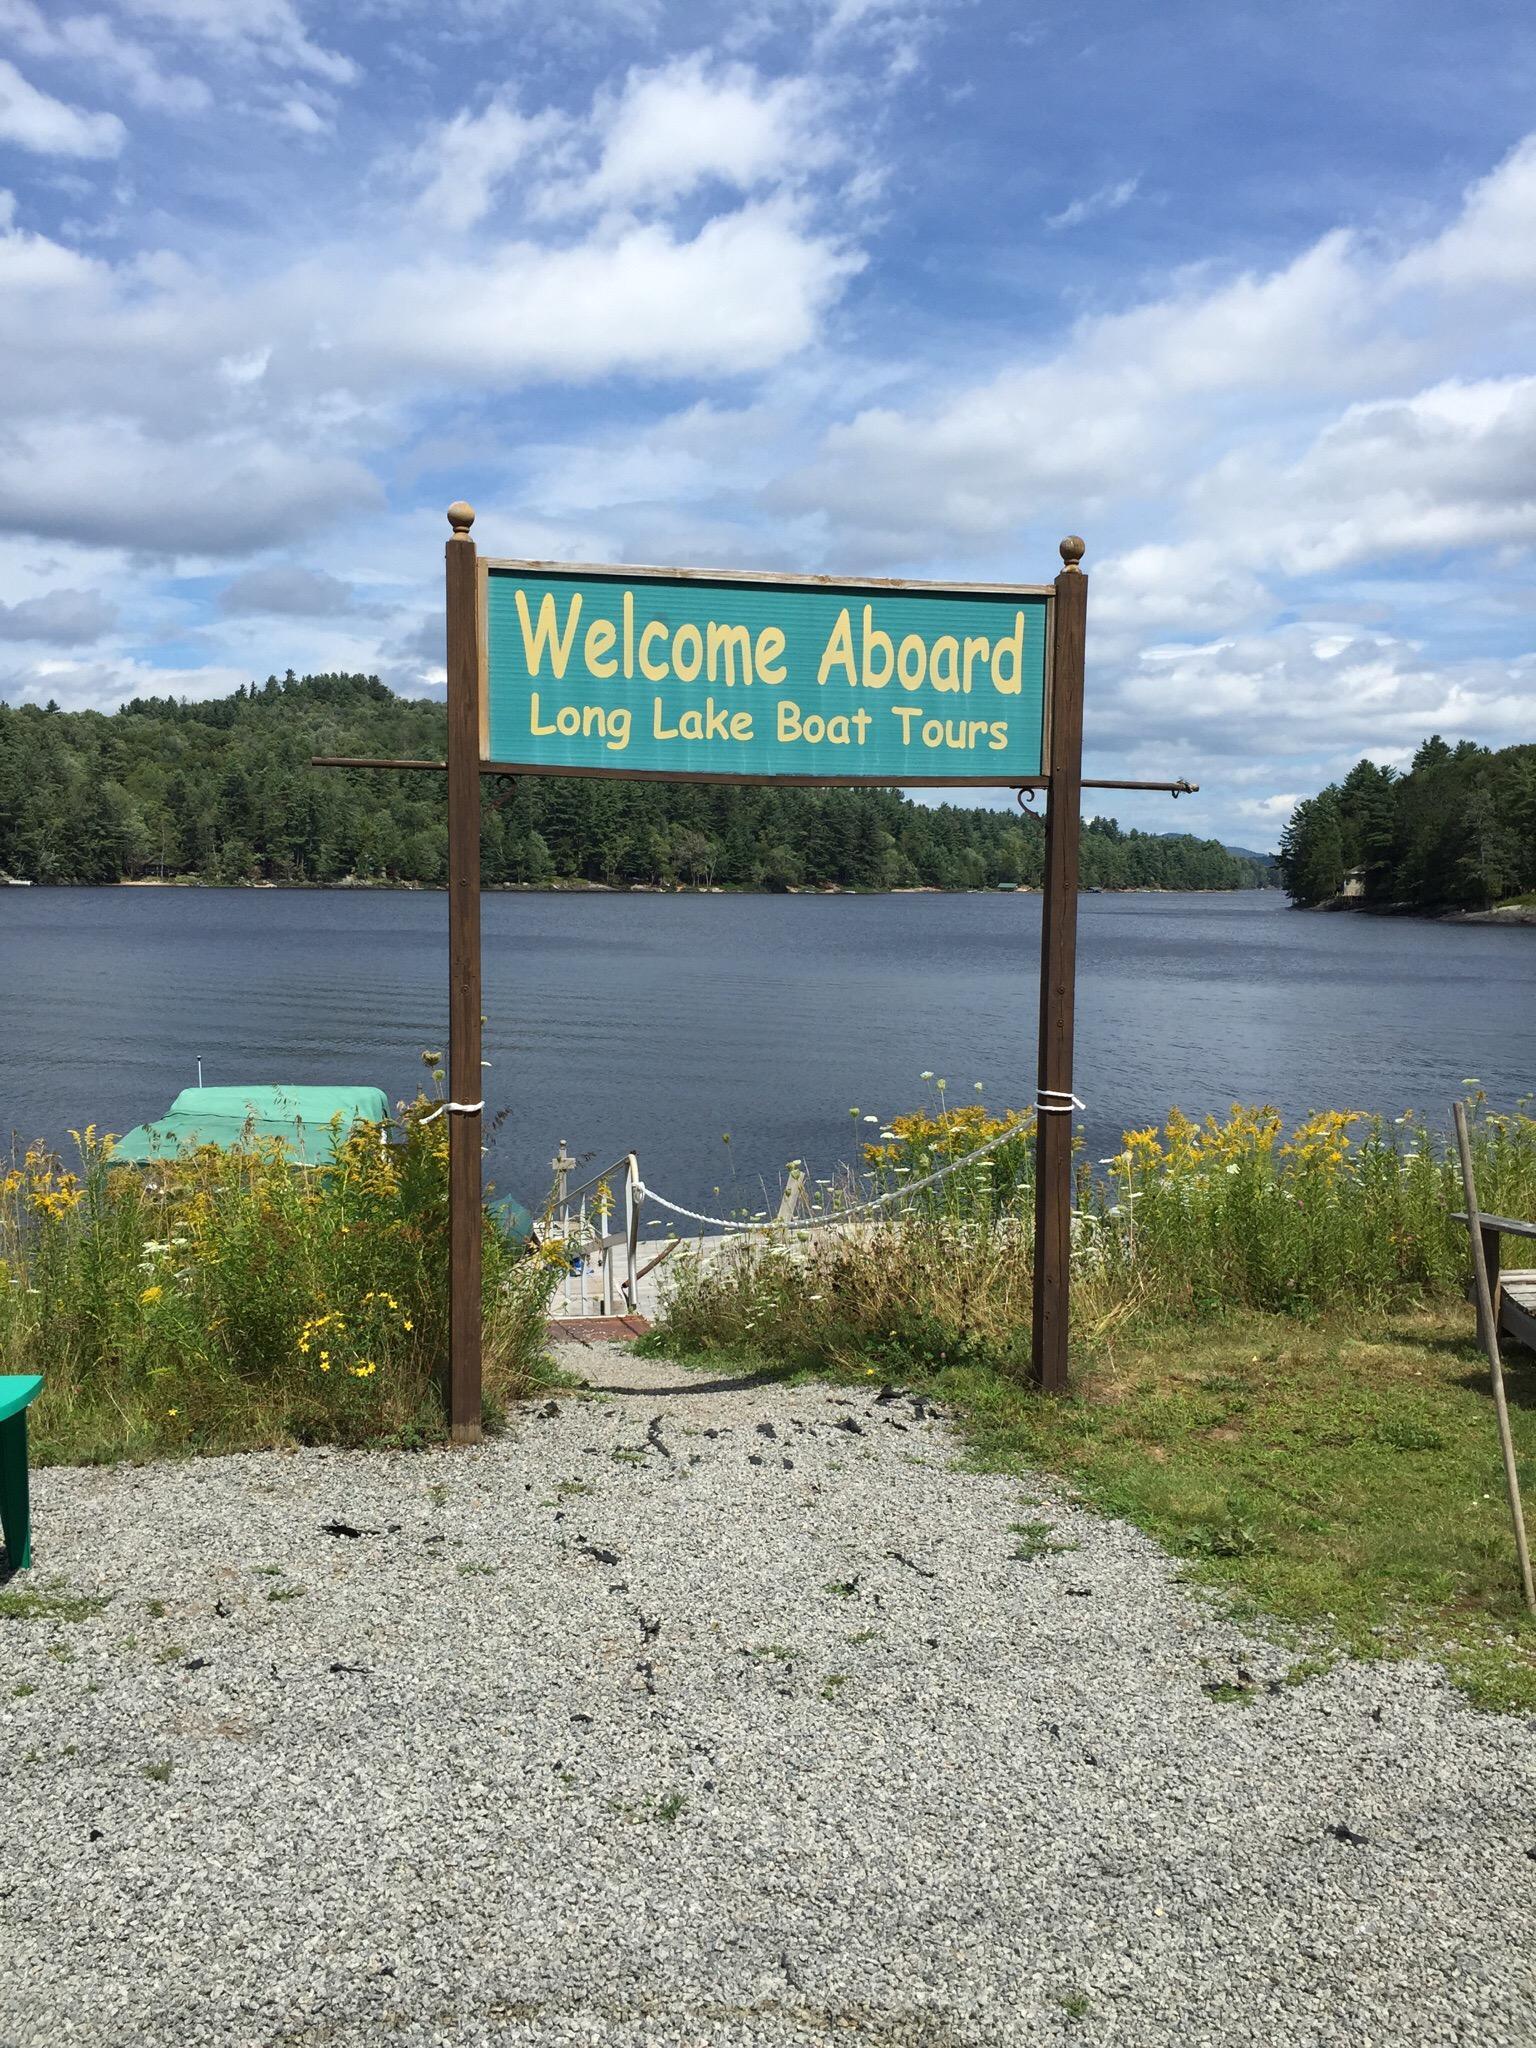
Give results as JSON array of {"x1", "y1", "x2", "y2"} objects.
[
  {"x1": 659, "y1": 1308, "x2": 1536, "y2": 1712},
  {"x1": 0, "y1": 1584, "x2": 111, "y2": 1623}
]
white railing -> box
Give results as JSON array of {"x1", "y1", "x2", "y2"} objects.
[{"x1": 546, "y1": 1153, "x2": 642, "y2": 1320}]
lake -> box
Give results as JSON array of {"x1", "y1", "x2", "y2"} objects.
[{"x1": 3, "y1": 888, "x2": 1532, "y2": 1217}]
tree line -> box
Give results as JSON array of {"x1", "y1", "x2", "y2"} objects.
[
  {"x1": 1277, "y1": 738, "x2": 1536, "y2": 911},
  {"x1": 0, "y1": 672, "x2": 1268, "y2": 893}
]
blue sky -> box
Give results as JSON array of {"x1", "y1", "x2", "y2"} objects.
[{"x1": 3, "y1": 0, "x2": 1536, "y2": 848}]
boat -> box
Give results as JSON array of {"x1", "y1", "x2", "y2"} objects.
[
  {"x1": 113, "y1": 1082, "x2": 535, "y2": 1242},
  {"x1": 114, "y1": 1085, "x2": 390, "y2": 1165}
]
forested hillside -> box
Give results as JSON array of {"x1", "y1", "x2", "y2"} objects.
[
  {"x1": 0, "y1": 673, "x2": 1266, "y2": 893},
  {"x1": 1277, "y1": 739, "x2": 1536, "y2": 911}
]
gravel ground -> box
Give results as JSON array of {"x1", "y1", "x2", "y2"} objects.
[{"x1": 3, "y1": 1340, "x2": 1534, "y2": 2048}]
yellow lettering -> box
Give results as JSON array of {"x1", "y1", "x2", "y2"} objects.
[
  {"x1": 777, "y1": 699, "x2": 802, "y2": 741},
  {"x1": 988, "y1": 720, "x2": 1008, "y2": 750},
  {"x1": 963, "y1": 635, "x2": 990, "y2": 693},
  {"x1": 514, "y1": 588, "x2": 582, "y2": 679},
  {"x1": 639, "y1": 619, "x2": 669, "y2": 681},
  {"x1": 529, "y1": 690, "x2": 556, "y2": 736},
  {"x1": 679, "y1": 707, "x2": 704, "y2": 740},
  {"x1": 966, "y1": 719, "x2": 988, "y2": 748},
  {"x1": 931, "y1": 637, "x2": 960, "y2": 692},
  {"x1": 861, "y1": 605, "x2": 894, "y2": 689},
  {"x1": 584, "y1": 618, "x2": 617, "y2": 678},
  {"x1": 607, "y1": 706, "x2": 632, "y2": 751},
  {"x1": 673, "y1": 622, "x2": 703, "y2": 682},
  {"x1": 729, "y1": 710, "x2": 753, "y2": 741},
  {"x1": 892, "y1": 705, "x2": 922, "y2": 743},
  {"x1": 707, "y1": 621, "x2": 752, "y2": 686},
  {"x1": 991, "y1": 611, "x2": 1025, "y2": 694},
  {"x1": 755, "y1": 625, "x2": 787, "y2": 684},
  {"x1": 896, "y1": 633, "x2": 926, "y2": 691},
  {"x1": 623, "y1": 589, "x2": 634, "y2": 678},
  {"x1": 817, "y1": 609, "x2": 857, "y2": 687},
  {"x1": 652, "y1": 696, "x2": 678, "y2": 741}
]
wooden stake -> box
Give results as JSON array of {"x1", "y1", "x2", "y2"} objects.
[
  {"x1": 445, "y1": 502, "x2": 483, "y2": 1443},
  {"x1": 1452, "y1": 1099, "x2": 1535, "y2": 1612},
  {"x1": 1031, "y1": 538, "x2": 1088, "y2": 1395}
]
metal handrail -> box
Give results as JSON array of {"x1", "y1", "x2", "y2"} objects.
[{"x1": 548, "y1": 1153, "x2": 641, "y2": 1317}]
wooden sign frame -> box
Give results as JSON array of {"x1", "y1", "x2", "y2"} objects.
[{"x1": 436, "y1": 504, "x2": 1088, "y2": 1434}]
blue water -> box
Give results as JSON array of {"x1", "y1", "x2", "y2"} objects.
[{"x1": 2, "y1": 888, "x2": 1531, "y2": 1213}]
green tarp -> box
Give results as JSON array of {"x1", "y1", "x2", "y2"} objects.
[{"x1": 114, "y1": 1085, "x2": 391, "y2": 1165}]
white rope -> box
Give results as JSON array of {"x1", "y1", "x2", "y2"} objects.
[
  {"x1": 417, "y1": 1099, "x2": 484, "y2": 1125},
  {"x1": 1035, "y1": 1088, "x2": 1085, "y2": 1115},
  {"x1": 632, "y1": 1115, "x2": 1038, "y2": 1235}
]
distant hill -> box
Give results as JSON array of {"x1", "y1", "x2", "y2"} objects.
[{"x1": 0, "y1": 672, "x2": 1268, "y2": 893}]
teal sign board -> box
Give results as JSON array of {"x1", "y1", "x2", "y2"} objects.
[{"x1": 480, "y1": 563, "x2": 1050, "y2": 784}]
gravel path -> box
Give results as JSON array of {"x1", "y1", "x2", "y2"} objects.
[{"x1": 3, "y1": 1340, "x2": 1533, "y2": 2048}]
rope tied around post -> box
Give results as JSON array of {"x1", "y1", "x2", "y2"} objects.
[
  {"x1": 1034, "y1": 1088, "x2": 1084, "y2": 1115},
  {"x1": 417, "y1": 1099, "x2": 484, "y2": 1125}
]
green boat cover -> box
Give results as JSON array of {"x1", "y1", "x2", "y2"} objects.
[{"x1": 114, "y1": 1085, "x2": 391, "y2": 1165}]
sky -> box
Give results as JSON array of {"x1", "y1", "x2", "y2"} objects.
[{"x1": 3, "y1": 0, "x2": 1536, "y2": 850}]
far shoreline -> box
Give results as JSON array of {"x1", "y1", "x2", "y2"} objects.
[{"x1": 3, "y1": 876, "x2": 1277, "y2": 899}]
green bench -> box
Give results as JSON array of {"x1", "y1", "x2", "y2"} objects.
[{"x1": 0, "y1": 1375, "x2": 42, "y2": 1571}]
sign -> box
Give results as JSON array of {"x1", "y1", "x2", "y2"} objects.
[{"x1": 480, "y1": 562, "x2": 1050, "y2": 785}]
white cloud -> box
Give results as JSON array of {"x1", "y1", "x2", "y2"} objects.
[
  {"x1": 337, "y1": 200, "x2": 861, "y2": 384},
  {"x1": 218, "y1": 564, "x2": 357, "y2": 616},
  {"x1": 1045, "y1": 176, "x2": 1140, "y2": 232},
  {"x1": 0, "y1": 587, "x2": 117, "y2": 643},
  {"x1": 1396, "y1": 134, "x2": 1536, "y2": 290},
  {"x1": 411, "y1": 96, "x2": 567, "y2": 232},
  {"x1": 120, "y1": 0, "x2": 356, "y2": 86},
  {"x1": 545, "y1": 56, "x2": 840, "y2": 215},
  {"x1": 0, "y1": 2, "x2": 211, "y2": 115},
  {"x1": 0, "y1": 419, "x2": 380, "y2": 556},
  {"x1": 0, "y1": 58, "x2": 125, "y2": 157},
  {"x1": 412, "y1": 58, "x2": 843, "y2": 232}
]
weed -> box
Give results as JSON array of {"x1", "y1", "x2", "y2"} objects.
[
  {"x1": 0, "y1": 1586, "x2": 109, "y2": 1624},
  {"x1": 1009, "y1": 1519, "x2": 1078, "y2": 1561},
  {"x1": 1059, "y1": 1990, "x2": 1090, "y2": 2022},
  {"x1": 142, "y1": 1759, "x2": 173, "y2": 1783},
  {"x1": 145, "y1": 1598, "x2": 167, "y2": 1619},
  {"x1": 266, "y1": 1586, "x2": 304, "y2": 1603},
  {"x1": 820, "y1": 1674, "x2": 848, "y2": 1701},
  {"x1": 11, "y1": 1681, "x2": 35, "y2": 1697},
  {"x1": 610, "y1": 1449, "x2": 646, "y2": 1465},
  {"x1": 457, "y1": 1562, "x2": 497, "y2": 1577},
  {"x1": 1, "y1": 1107, "x2": 560, "y2": 1465},
  {"x1": 847, "y1": 1629, "x2": 879, "y2": 1646},
  {"x1": 654, "y1": 1792, "x2": 686, "y2": 1822},
  {"x1": 743, "y1": 1644, "x2": 795, "y2": 1663}
]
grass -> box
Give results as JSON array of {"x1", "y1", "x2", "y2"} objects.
[
  {"x1": 658, "y1": 1307, "x2": 1536, "y2": 1710},
  {"x1": 0, "y1": 1086, "x2": 564, "y2": 1464},
  {"x1": 0, "y1": 1584, "x2": 111, "y2": 1623},
  {"x1": 651, "y1": 1092, "x2": 1536, "y2": 1712}
]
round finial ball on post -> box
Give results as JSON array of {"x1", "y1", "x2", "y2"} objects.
[
  {"x1": 1059, "y1": 534, "x2": 1085, "y2": 571},
  {"x1": 447, "y1": 501, "x2": 476, "y2": 538}
]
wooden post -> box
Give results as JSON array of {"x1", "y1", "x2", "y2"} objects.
[
  {"x1": 445, "y1": 502, "x2": 483, "y2": 1443},
  {"x1": 1452, "y1": 1100, "x2": 1535, "y2": 1613},
  {"x1": 1030, "y1": 536, "x2": 1088, "y2": 1394}
]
